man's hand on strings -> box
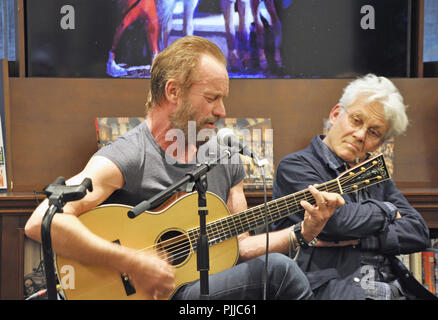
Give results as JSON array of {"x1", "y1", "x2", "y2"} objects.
[
  {"x1": 125, "y1": 250, "x2": 175, "y2": 300},
  {"x1": 299, "y1": 185, "x2": 345, "y2": 243}
]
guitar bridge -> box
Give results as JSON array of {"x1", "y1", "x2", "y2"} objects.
[{"x1": 113, "y1": 239, "x2": 136, "y2": 296}]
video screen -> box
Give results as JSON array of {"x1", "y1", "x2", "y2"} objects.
[
  {"x1": 25, "y1": 0, "x2": 411, "y2": 79},
  {"x1": 424, "y1": 0, "x2": 438, "y2": 62}
]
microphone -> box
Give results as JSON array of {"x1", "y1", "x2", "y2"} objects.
[
  {"x1": 216, "y1": 128, "x2": 268, "y2": 167},
  {"x1": 216, "y1": 128, "x2": 259, "y2": 161}
]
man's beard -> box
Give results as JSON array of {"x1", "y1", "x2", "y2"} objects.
[{"x1": 169, "y1": 96, "x2": 219, "y2": 147}]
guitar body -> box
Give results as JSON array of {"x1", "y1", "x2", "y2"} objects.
[{"x1": 55, "y1": 192, "x2": 239, "y2": 300}]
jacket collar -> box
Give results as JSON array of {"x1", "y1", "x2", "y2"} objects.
[{"x1": 311, "y1": 135, "x2": 371, "y2": 174}]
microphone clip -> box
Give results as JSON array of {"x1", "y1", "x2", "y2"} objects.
[
  {"x1": 43, "y1": 177, "x2": 93, "y2": 212},
  {"x1": 253, "y1": 157, "x2": 269, "y2": 168}
]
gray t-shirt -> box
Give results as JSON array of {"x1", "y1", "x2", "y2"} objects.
[{"x1": 95, "y1": 121, "x2": 245, "y2": 207}]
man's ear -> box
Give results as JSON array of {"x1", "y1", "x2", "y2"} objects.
[
  {"x1": 328, "y1": 104, "x2": 344, "y2": 126},
  {"x1": 164, "y1": 79, "x2": 181, "y2": 105}
]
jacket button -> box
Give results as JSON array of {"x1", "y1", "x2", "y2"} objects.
[{"x1": 354, "y1": 277, "x2": 360, "y2": 283}]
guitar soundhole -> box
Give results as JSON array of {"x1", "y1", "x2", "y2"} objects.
[{"x1": 157, "y1": 230, "x2": 191, "y2": 267}]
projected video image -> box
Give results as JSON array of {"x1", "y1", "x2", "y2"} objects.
[{"x1": 26, "y1": 0, "x2": 411, "y2": 79}]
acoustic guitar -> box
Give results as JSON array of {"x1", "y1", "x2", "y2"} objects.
[{"x1": 55, "y1": 153, "x2": 390, "y2": 299}]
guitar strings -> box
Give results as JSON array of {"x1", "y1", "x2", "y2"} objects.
[{"x1": 142, "y1": 170, "x2": 383, "y2": 263}]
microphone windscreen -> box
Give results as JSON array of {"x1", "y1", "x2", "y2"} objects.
[{"x1": 216, "y1": 128, "x2": 236, "y2": 147}]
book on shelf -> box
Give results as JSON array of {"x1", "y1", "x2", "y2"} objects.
[
  {"x1": 410, "y1": 252, "x2": 423, "y2": 283},
  {"x1": 436, "y1": 250, "x2": 438, "y2": 296},
  {"x1": 0, "y1": 62, "x2": 8, "y2": 190},
  {"x1": 430, "y1": 239, "x2": 438, "y2": 295},
  {"x1": 95, "y1": 117, "x2": 274, "y2": 191},
  {"x1": 0, "y1": 145, "x2": 6, "y2": 189},
  {"x1": 422, "y1": 250, "x2": 437, "y2": 295}
]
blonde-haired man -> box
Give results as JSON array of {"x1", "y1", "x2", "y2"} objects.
[{"x1": 25, "y1": 36, "x2": 343, "y2": 300}]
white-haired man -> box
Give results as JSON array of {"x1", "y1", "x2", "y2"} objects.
[{"x1": 269, "y1": 74, "x2": 430, "y2": 299}]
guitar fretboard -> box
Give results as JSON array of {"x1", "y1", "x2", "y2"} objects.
[
  {"x1": 184, "y1": 153, "x2": 389, "y2": 250},
  {"x1": 187, "y1": 178, "x2": 342, "y2": 248}
]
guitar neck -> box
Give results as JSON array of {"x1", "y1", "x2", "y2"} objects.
[
  {"x1": 187, "y1": 178, "x2": 342, "y2": 247},
  {"x1": 187, "y1": 153, "x2": 389, "y2": 248}
]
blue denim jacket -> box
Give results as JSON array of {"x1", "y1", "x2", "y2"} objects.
[{"x1": 271, "y1": 136, "x2": 430, "y2": 299}]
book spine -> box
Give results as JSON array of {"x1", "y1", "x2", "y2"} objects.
[
  {"x1": 434, "y1": 250, "x2": 438, "y2": 297},
  {"x1": 410, "y1": 252, "x2": 422, "y2": 283},
  {"x1": 422, "y1": 251, "x2": 436, "y2": 294}
]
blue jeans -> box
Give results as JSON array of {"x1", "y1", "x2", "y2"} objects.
[{"x1": 172, "y1": 253, "x2": 313, "y2": 300}]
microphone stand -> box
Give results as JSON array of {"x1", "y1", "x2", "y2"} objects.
[
  {"x1": 41, "y1": 177, "x2": 93, "y2": 300},
  {"x1": 192, "y1": 168, "x2": 209, "y2": 300},
  {"x1": 128, "y1": 149, "x2": 232, "y2": 300}
]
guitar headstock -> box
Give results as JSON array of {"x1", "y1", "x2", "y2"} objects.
[{"x1": 338, "y1": 154, "x2": 391, "y2": 194}]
